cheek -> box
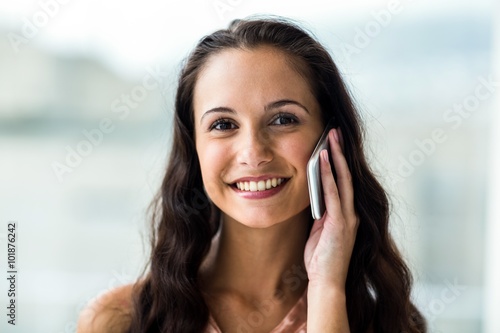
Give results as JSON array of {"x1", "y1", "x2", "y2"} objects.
[
  {"x1": 197, "y1": 141, "x2": 231, "y2": 188},
  {"x1": 280, "y1": 137, "x2": 316, "y2": 169}
]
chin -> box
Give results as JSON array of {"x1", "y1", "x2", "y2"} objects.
[
  {"x1": 225, "y1": 213, "x2": 282, "y2": 229},
  {"x1": 223, "y1": 206, "x2": 310, "y2": 229}
]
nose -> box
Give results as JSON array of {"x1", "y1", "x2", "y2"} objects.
[{"x1": 236, "y1": 129, "x2": 273, "y2": 168}]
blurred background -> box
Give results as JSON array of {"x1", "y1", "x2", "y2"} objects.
[{"x1": 0, "y1": 0, "x2": 498, "y2": 332}]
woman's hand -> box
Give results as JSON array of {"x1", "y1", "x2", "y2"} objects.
[
  {"x1": 304, "y1": 128, "x2": 359, "y2": 291},
  {"x1": 304, "y1": 128, "x2": 358, "y2": 331}
]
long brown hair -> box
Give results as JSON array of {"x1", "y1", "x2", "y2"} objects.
[{"x1": 126, "y1": 17, "x2": 427, "y2": 333}]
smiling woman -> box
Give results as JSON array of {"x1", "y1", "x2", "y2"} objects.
[{"x1": 77, "y1": 16, "x2": 427, "y2": 333}]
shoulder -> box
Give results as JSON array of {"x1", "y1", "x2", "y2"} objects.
[{"x1": 77, "y1": 283, "x2": 135, "y2": 333}]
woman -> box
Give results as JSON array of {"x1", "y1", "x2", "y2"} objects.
[{"x1": 78, "y1": 17, "x2": 427, "y2": 333}]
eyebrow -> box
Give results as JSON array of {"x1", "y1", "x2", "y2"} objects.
[{"x1": 200, "y1": 99, "x2": 310, "y2": 123}]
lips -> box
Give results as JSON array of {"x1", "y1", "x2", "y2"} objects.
[{"x1": 234, "y1": 177, "x2": 288, "y2": 192}]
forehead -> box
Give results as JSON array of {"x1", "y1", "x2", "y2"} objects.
[{"x1": 193, "y1": 46, "x2": 317, "y2": 117}]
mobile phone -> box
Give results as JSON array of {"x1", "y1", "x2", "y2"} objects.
[{"x1": 307, "y1": 119, "x2": 337, "y2": 220}]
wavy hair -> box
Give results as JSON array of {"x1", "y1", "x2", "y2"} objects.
[{"x1": 126, "y1": 17, "x2": 427, "y2": 333}]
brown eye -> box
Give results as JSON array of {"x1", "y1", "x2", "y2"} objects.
[
  {"x1": 210, "y1": 119, "x2": 237, "y2": 131},
  {"x1": 271, "y1": 113, "x2": 298, "y2": 126}
]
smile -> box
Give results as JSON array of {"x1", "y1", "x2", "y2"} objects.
[{"x1": 233, "y1": 177, "x2": 289, "y2": 192}]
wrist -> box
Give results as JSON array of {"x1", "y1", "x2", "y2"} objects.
[
  {"x1": 308, "y1": 283, "x2": 346, "y2": 301},
  {"x1": 307, "y1": 284, "x2": 349, "y2": 332},
  {"x1": 308, "y1": 279, "x2": 346, "y2": 294}
]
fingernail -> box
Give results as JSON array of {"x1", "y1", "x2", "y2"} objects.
[
  {"x1": 322, "y1": 149, "x2": 329, "y2": 163},
  {"x1": 333, "y1": 128, "x2": 339, "y2": 143}
]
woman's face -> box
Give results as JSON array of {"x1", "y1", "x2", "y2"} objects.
[{"x1": 193, "y1": 46, "x2": 324, "y2": 228}]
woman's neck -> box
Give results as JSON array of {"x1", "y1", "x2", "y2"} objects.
[{"x1": 200, "y1": 209, "x2": 310, "y2": 303}]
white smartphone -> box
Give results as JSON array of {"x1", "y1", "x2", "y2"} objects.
[{"x1": 307, "y1": 119, "x2": 337, "y2": 220}]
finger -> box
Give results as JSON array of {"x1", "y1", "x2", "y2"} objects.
[
  {"x1": 319, "y1": 148, "x2": 342, "y2": 219},
  {"x1": 328, "y1": 129, "x2": 356, "y2": 219},
  {"x1": 338, "y1": 128, "x2": 360, "y2": 229}
]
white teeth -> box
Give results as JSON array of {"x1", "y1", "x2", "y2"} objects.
[
  {"x1": 249, "y1": 182, "x2": 257, "y2": 191},
  {"x1": 235, "y1": 178, "x2": 286, "y2": 192}
]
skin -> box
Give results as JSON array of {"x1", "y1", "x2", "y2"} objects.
[{"x1": 194, "y1": 45, "x2": 359, "y2": 332}]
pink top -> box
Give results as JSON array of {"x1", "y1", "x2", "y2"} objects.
[{"x1": 204, "y1": 288, "x2": 307, "y2": 333}]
